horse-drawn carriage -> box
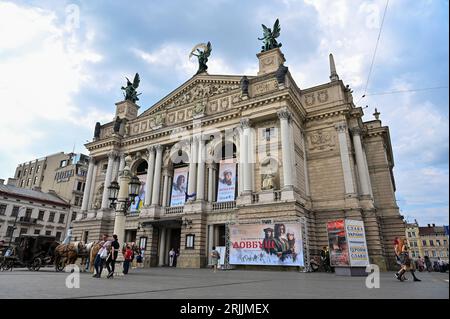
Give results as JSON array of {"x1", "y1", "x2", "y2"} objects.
[{"x1": 0, "y1": 235, "x2": 59, "y2": 271}]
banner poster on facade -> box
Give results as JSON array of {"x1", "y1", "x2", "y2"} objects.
[
  {"x1": 216, "y1": 246, "x2": 226, "y2": 268},
  {"x1": 170, "y1": 167, "x2": 188, "y2": 207},
  {"x1": 327, "y1": 219, "x2": 350, "y2": 266},
  {"x1": 130, "y1": 174, "x2": 146, "y2": 212},
  {"x1": 217, "y1": 161, "x2": 236, "y2": 202},
  {"x1": 345, "y1": 219, "x2": 370, "y2": 267},
  {"x1": 229, "y1": 223, "x2": 304, "y2": 266}
]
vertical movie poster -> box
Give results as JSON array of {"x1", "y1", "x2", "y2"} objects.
[
  {"x1": 170, "y1": 167, "x2": 188, "y2": 207},
  {"x1": 327, "y1": 219, "x2": 350, "y2": 266},
  {"x1": 345, "y1": 219, "x2": 370, "y2": 267},
  {"x1": 130, "y1": 174, "x2": 146, "y2": 212},
  {"x1": 217, "y1": 160, "x2": 236, "y2": 202}
]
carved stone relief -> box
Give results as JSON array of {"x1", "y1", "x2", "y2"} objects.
[
  {"x1": 253, "y1": 79, "x2": 278, "y2": 96},
  {"x1": 308, "y1": 129, "x2": 336, "y2": 152}
]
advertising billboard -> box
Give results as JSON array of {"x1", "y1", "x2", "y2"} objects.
[
  {"x1": 345, "y1": 219, "x2": 370, "y2": 267},
  {"x1": 130, "y1": 174, "x2": 146, "y2": 212},
  {"x1": 217, "y1": 161, "x2": 236, "y2": 202},
  {"x1": 170, "y1": 167, "x2": 188, "y2": 207},
  {"x1": 229, "y1": 223, "x2": 304, "y2": 266},
  {"x1": 327, "y1": 219, "x2": 350, "y2": 266}
]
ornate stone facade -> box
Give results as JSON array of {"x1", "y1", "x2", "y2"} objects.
[{"x1": 72, "y1": 47, "x2": 405, "y2": 271}]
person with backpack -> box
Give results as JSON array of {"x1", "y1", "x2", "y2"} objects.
[
  {"x1": 210, "y1": 246, "x2": 220, "y2": 273},
  {"x1": 123, "y1": 245, "x2": 133, "y2": 274}
]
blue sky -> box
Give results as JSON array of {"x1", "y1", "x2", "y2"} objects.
[{"x1": 0, "y1": 0, "x2": 448, "y2": 225}]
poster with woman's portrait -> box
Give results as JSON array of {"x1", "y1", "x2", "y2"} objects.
[
  {"x1": 217, "y1": 161, "x2": 236, "y2": 202},
  {"x1": 170, "y1": 167, "x2": 188, "y2": 207},
  {"x1": 130, "y1": 174, "x2": 146, "y2": 212},
  {"x1": 327, "y1": 219, "x2": 350, "y2": 266}
]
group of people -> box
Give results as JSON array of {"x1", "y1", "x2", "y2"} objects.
[
  {"x1": 262, "y1": 224, "x2": 297, "y2": 262},
  {"x1": 92, "y1": 234, "x2": 142, "y2": 279},
  {"x1": 415, "y1": 255, "x2": 448, "y2": 272},
  {"x1": 393, "y1": 237, "x2": 421, "y2": 282}
]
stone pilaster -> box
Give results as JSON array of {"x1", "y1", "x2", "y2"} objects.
[
  {"x1": 81, "y1": 158, "x2": 95, "y2": 212},
  {"x1": 351, "y1": 127, "x2": 371, "y2": 196},
  {"x1": 335, "y1": 122, "x2": 355, "y2": 195},
  {"x1": 151, "y1": 145, "x2": 163, "y2": 206},
  {"x1": 101, "y1": 151, "x2": 118, "y2": 210},
  {"x1": 277, "y1": 108, "x2": 294, "y2": 189},
  {"x1": 196, "y1": 137, "x2": 206, "y2": 201},
  {"x1": 144, "y1": 146, "x2": 155, "y2": 206}
]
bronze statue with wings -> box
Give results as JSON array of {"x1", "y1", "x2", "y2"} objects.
[
  {"x1": 121, "y1": 73, "x2": 141, "y2": 103},
  {"x1": 190, "y1": 41, "x2": 212, "y2": 75},
  {"x1": 258, "y1": 19, "x2": 282, "y2": 52}
]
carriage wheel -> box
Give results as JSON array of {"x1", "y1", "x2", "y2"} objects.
[
  {"x1": 2, "y1": 260, "x2": 13, "y2": 271},
  {"x1": 32, "y1": 258, "x2": 42, "y2": 271},
  {"x1": 55, "y1": 260, "x2": 65, "y2": 272}
]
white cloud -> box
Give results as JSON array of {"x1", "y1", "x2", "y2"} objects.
[{"x1": 0, "y1": 2, "x2": 108, "y2": 178}]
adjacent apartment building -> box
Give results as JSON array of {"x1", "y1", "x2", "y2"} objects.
[
  {"x1": 0, "y1": 180, "x2": 71, "y2": 245},
  {"x1": 406, "y1": 221, "x2": 449, "y2": 262}
]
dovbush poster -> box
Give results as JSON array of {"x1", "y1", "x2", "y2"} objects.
[
  {"x1": 327, "y1": 219, "x2": 350, "y2": 266},
  {"x1": 229, "y1": 223, "x2": 304, "y2": 266},
  {"x1": 217, "y1": 161, "x2": 236, "y2": 202},
  {"x1": 130, "y1": 174, "x2": 146, "y2": 212},
  {"x1": 170, "y1": 167, "x2": 188, "y2": 207},
  {"x1": 345, "y1": 219, "x2": 370, "y2": 267}
]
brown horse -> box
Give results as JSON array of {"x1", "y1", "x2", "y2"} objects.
[
  {"x1": 88, "y1": 242, "x2": 102, "y2": 273},
  {"x1": 54, "y1": 241, "x2": 85, "y2": 271}
]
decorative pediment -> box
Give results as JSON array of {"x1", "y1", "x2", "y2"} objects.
[{"x1": 140, "y1": 75, "x2": 243, "y2": 118}]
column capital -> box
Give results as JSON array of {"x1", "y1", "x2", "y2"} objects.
[
  {"x1": 155, "y1": 144, "x2": 164, "y2": 153},
  {"x1": 350, "y1": 127, "x2": 363, "y2": 136},
  {"x1": 239, "y1": 118, "x2": 251, "y2": 130},
  {"x1": 162, "y1": 167, "x2": 171, "y2": 177},
  {"x1": 108, "y1": 150, "x2": 119, "y2": 160},
  {"x1": 334, "y1": 122, "x2": 347, "y2": 133},
  {"x1": 277, "y1": 108, "x2": 292, "y2": 121},
  {"x1": 206, "y1": 162, "x2": 216, "y2": 170},
  {"x1": 146, "y1": 145, "x2": 155, "y2": 154}
]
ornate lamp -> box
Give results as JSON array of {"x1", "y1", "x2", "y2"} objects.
[
  {"x1": 128, "y1": 176, "x2": 141, "y2": 203},
  {"x1": 108, "y1": 181, "x2": 120, "y2": 208}
]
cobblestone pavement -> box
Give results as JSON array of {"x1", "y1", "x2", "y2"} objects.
[{"x1": 0, "y1": 267, "x2": 448, "y2": 299}]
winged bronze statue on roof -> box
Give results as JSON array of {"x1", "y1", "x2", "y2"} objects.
[
  {"x1": 190, "y1": 42, "x2": 212, "y2": 75},
  {"x1": 258, "y1": 19, "x2": 282, "y2": 52},
  {"x1": 121, "y1": 73, "x2": 141, "y2": 103}
]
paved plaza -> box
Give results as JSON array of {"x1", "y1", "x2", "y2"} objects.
[{"x1": 0, "y1": 267, "x2": 448, "y2": 299}]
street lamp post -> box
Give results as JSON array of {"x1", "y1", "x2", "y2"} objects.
[{"x1": 107, "y1": 155, "x2": 141, "y2": 275}]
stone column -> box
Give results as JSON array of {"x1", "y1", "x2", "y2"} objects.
[
  {"x1": 112, "y1": 156, "x2": 120, "y2": 182},
  {"x1": 144, "y1": 146, "x2": 155, "y2": 206},
  {"x1": 167, "y1": 176, "x2": 173, "y2": 206},
  {"x1": 188, "y1": 136, "x2": 198, "y2": 197},
  {"x1": 351, "y1": 128, "x2": 371, "y2": 195},
  {"x1": 101, "y1": 151, "x2": 117, "y2": 209},
  {"x1": 118, "y1": 153, "x2": 126, "y2": 172},
  {"x1": 196, "y1": 137, "x2": 206, "y2": 201},
  {"x1": 161, "y1": 169, "x2": 170, "y2": 208},
  {"x1": 207, "y1": 163, "x2": 214, "y2": 202},
  {"x1": 158, "y1": 227, "x2": 166, "y2": 266},
  {"x1": 240, "y1": 119, "x2": 252, "y2": 193},
  {"x1": 362, "y1": 147, "x2": 373, "y2": 197},
  {"x1": 81, "y1": 158, "x2": 95, "y2": 211},
  {"x1": 87, "y1": 163, "x2": 97, "y2": 209},
  {"x1": 151, "y1": 145, "x2": 163, "y2": 206},
  {"x1": 277, "y1": 108, "x2": 294, "y2": 189},
  {"x1": 335, "y1": 122, "x2": 355, "y2": 194},
  {"x1": 208, "y1": 224, "x2": 214, "y2": 264},
  {"x1": 301, "y1": 129, "x2": 310, "y2": 196}
]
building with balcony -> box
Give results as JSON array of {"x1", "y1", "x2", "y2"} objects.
[
  {"x1": 72, "y1": 45, "x2": 405, "y2": 270},
  {"x1": 0, "y1": 181, "x2": 71, "y2": 246}
]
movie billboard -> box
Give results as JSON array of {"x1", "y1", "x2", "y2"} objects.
[
  {"x1": 345, "y1": 219, "x2": 370, "y2": 267},
  {"x1": 327, "y1": 219, "x2": 350, "y2": 266},
  {"x1": 130, "y1": 174, "x2": 146, "y2": 212},
  {"x1": 229, "y1": 223, "x2": 304, "y2": 266},
  {"x1": 170, "y1": 167, "x2": 188, "y2": 207},
  {"x1": 217, "y1": 161, "x2": 236, "y2": 202}
]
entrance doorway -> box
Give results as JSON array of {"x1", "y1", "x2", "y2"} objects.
[
  {"x1": 125, "y1": 230, "x2": 137, "y2": 243},
  {"x1": 158, "y1": 226, "x2": 182, "y2": 267}
]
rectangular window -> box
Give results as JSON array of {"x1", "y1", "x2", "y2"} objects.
[
  {"x1": 407, "y1": 232, "x2": 411, "y2": 237},
  {"x1": 33, "y1": 176, "x2": 38, "y2": 185},
  {"x1": 76, "y1": 181, "x2": 83, "y2": 191},
  {"x1": 38, "y1": 210, "x2": 45, "y2": 220},
  {"x1": 20, "y1": 180, "x2": 25, "y2": 187},
  {"x1": 185, "y1": 234, "x2": 195, "y2": 249},
  {"x1": 0, "y1": 204, "x2": 6, "y2": 215},
  {"x1": 430, "y1": 240, "x2": 434, "y2": 246},
  {"x1": 444, "y1": 240, "x2": 448, "y2": 246},
  {"x1": 30, "y1": 167, "x2": 33, "y2": 174},
  {"x1": 25, "y1": 208, "x2": 32, "y2": 219},
  {"x1": 11, "y1": 206, "x2": 20, "y2": 217},
  {"x1": 58, "y1": 214, "x2": 65, "y2": 224},
  {"x1": 34, "y1": 229, "x2": 40, "y2": 235},
  {"x1": 36, "y1": 165, "x2": 40, "y2": 173},
  {"x1": 19, "y1": 228, "x2": 27, "y2": 235},
  {"x1": 424, "y1": 251, "x2": 429, "y2": 257},
  {"x1": 48, "y1": 212, "x2": 55, "y2": 222},
  {"x1": 24, "y1": 169, "x2": 27, "y2": 175},
  {"x1": 45, "y1": 230, "x2": 52, "y2": 236},
  {"x1": 27, "y1": 178, "x2": 31, "y2": 186},
  {"x1": 6, "y1": 226, "x2": 14, "y2": 237},
  {"x1": 60, "y1": 160, "x2": 67, "y2": 168},
  {"x1": 422, "y1": 240, "x2": 427, "y2": 246},
  {"x1": 17, "y1": 170, "x2": 21, "y2": 178},
  {"x1": 440, "y1": 251, "x2": 445, "y2": 257},
  {"x1": 436, "y1": 240, "x2": 441, "y2": 246},
  {"x1": 432, "y1": 251, "x2": 437, "y2": 257},
  {"x1": 56, "y1": 232, "x2": 62, "y2": 241},
  {"x1": 71, "y1": 212, "x2": 77, "y2": 221}
]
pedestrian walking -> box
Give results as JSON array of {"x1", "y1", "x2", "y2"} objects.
[
  {"x1": 106, "y1": 234, "x2": 120, "y2": 278},
  {"x1": 424, "y1": 255, "x2": 432, "y2": 271},
  {"x1": 169, "y1": 248, "x2": 176, "y2": 267},
  {"x1": 320, "y1": 246, "x2": 332, "y2": 272},
  {"x1": 123, "y1": 245, "x2": 133, "y2": 274},
  {"x1": 394, "y1": 238, "x2": 421, "y2": 282},
  {"x1": 210, "y1": 246, "x2": 220, "y2": 273},
  {"x1": 62, "y1": 227, "x2": 73, "y2": 245},
  {"x1": 93, "y1": 234, "x2": 109, "y2": 278}
]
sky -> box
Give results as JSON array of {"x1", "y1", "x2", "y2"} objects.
[{"x1": 0, "y1": 0, "x2": 448, "y2": 226}]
